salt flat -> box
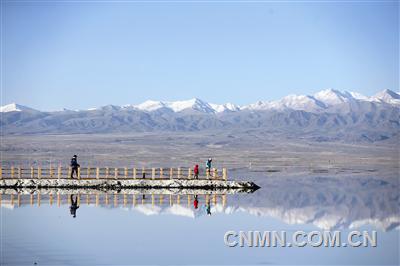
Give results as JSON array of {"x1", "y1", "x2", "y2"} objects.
[{"x1": 1, "y1": 131, "x2": 398, "y2": 178}]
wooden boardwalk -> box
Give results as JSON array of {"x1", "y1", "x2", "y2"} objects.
[
  {"x1": 0, "y1": 165, "x2": 260, "y2": 190},
  {"x1": 0, "y1": 166, "x2": 228, "y2": 180}
]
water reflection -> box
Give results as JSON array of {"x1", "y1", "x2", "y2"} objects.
[
  {"x1": 1, "y1": 175, "x2": 399, "y2": 265},
  {"x1": 1, "y1": 177, "x2": 399, "y2": 231},
  {"x1": 69, "y1": 194, "x2": 79, "y2": 218}
]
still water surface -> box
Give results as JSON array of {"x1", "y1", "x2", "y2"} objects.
[{"x1": 1, "y1": 174, "x2": 399, "y2": 265}]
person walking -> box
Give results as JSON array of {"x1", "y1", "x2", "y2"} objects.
[
  {"x1": 194, "y1": 164, "x2": 199, "y2": 179},
  {"x1": 70, "y1": 155, "x2": 80, "y2": 179},
  {"x1": 206, "y1": 158, "x2": 212, "y2": 178}
]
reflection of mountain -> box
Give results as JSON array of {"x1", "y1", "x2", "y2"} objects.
[
  {"x1": 121, "y1": 175, "x2": 400, "y2": 231},
  {"x1": 231, "y1": 175, "x2": 400, "y2": 231},
  {"x1": 133, "y1": 204, "x2": 207, "y2": 218},
  {"x1": 2, "y1": 175, "x2": 399, "y2": 231}
]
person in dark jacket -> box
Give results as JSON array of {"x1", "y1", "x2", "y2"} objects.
[
  {"x1": 194, "y1": 164, "x2": 199, "y2": 179},
  {"x1": 70, "y1": 155, "x2": 80, "y2": 179},
  {"x1": 206, "y1": 158, "x2": 212, "y2": 177},
  {"x1": 70, "y1": 194, "x2": 79, "y2": 218}
]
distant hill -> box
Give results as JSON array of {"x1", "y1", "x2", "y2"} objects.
[{"x1": 1, "y1": 89, "x2": 399, "y2": 142}]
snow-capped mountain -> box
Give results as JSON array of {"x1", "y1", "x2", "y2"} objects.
[
  {"x1": 134, "y1": 100, "x2": 167, "y2": 112},
  {"x1": 313, "y1": 89, "x2": 355, "y2": 106},
  {"x1": 3, "y1": 89, "x2": 398, "y2": 114},
  {"x1": 133, "y1": 98, "x2": 216, "y2": 113},
  {"x1": 0, "y1": 103, "x2": 38, "y2": 113},
  {"x1": 371, "y1": 89, "x2": 400, "y2": 105},
  {"x1": 1, "y1": 89, "x2": 399, "y2": 142},
  {"x1": 209, "y1": 103, "x2": 240, "y2": 112}
]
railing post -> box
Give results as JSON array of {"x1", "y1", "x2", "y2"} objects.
[
  {"x1": 178, "y1": 167, "x2": 181, "y2": 179},
  {"x1": 223, "y1": 168, "x2": 227, "y2": 180},
  {"x1": 188, "y1": 168, "x2": 192, "y2": 179},
  {"x1": 206, "y1": 168, "x2": 210, "y2": 179},
  {"x1": 213, "y1": 168, "x2": 217, "y2": 179},
  {"x1": 96, "y1": 167, "x2": 100, "y2": 179},
  {"x1": 38, "y1": 166, "x2": 41, "y2": 179},
  {"x1": 133, "y1": 168, "x2": 137, "y2": 179},
  {"x1": 114, "y1": 168, "x2": 118, "y2": 179},
  {"x1": 11, "y1": 166, "x2": 14, "y2": 178},
  {"x1": 159, "y1": 168, "x2": 163, "y2": 179},
  {"x1": 49, "y1": 164, "x2": 53, "y2": 178},
  {"x1": 0, "y1": 165, "x2": 2, "y2": 179},
  {"x1": 169, "y1": 168, "x2": 173, "y2": 179},
  {"x1": 68, "y1": 167, "x2": 71, "y2": 179},
  {"x1": 58, "y1": 165, "x2": 61, "y2": 180},
  {"x1": 18, "y1": 166, "x2": 21, "y2": 179},
  {"x1": 77, "y1": 167, "x2": 81, "y2": 180},
  {"x1": 106, "y1": 167, "x2": 109, "y2": 178},
  {"x1": 31, "y1": 166, "x2": 34, "y2": 179},
  {"x1": 124, "y1": 167, "x2": 128, "y2": 178},
  {"x1": 87, "y1": 167, "x2": 91, "y2": 179},
  {"x1": 152, "y1": 168, "x2": 155, "y2": 180}
]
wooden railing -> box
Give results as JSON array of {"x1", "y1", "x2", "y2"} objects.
[{"x1": 0, "y1": 166, "x2": 228, "y2": 180}]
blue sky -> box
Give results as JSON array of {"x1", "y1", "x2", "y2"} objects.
[{"x1": 1, "y1": 1, "x2": 399, "y2": 110}]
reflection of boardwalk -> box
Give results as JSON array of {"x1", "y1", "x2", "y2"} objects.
[{"x1": 0, "y1": 193, "x2": 227, "y2": 208}]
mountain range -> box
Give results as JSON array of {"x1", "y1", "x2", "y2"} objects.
[{"x1": 1, "y1": 89, "x2": 399, "y2": 142}]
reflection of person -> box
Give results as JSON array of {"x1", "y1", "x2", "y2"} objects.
[
  {"x1": 206, "y1": 201, "x2": 211, "y2": 216},
  {"x1": 193, "y1": 195, "x2": 199, "y2": 209},
  {"x1": 70, "y1": 155, "x2": 80, "y2": 179},
  {"x1": 70, "y1": 194, "x2": 79, "y2": 218}
]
